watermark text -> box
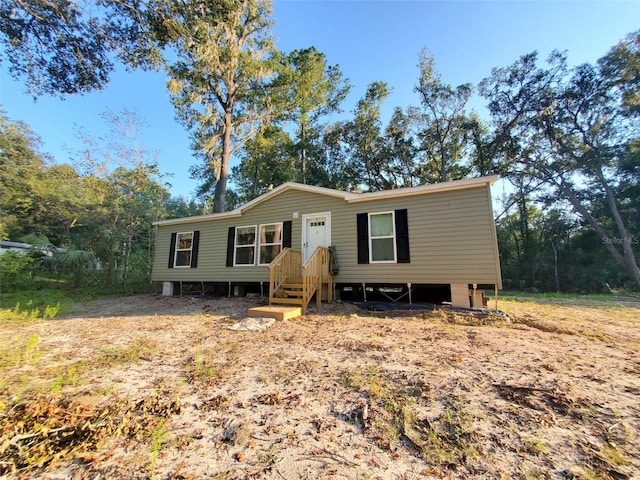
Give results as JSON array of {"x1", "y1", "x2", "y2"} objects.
[{"x1": 602, "y1": 236, "x2": 639, "y2": 245}]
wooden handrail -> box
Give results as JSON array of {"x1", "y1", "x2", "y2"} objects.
[
  {"x1": 268, "y1": 246, "x2": 333, "y2": 315},
  {"x1": 268, "y1": 248, "x2": 301, "y2": 299},
  {"x1": 301, "y1": 246, "x2": 332, "y2": 313}
]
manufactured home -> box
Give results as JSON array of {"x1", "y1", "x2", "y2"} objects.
[
  {"x1": 0, "y1": 241, "x2": 32, "y2": 256},
  {"x1": 151, "y1": 176, "x2": 502, "y2": 312}
]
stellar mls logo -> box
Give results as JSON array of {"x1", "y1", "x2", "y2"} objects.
[{"x1": 602, "y1": 236, "x2": 639, "y2": 245}]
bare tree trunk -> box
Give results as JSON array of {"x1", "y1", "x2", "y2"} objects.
[
  {"x1": 122, "y1": 235, "x2": 132, "y2": 288},
  {"x1": 301, "y1": 122, "x2": 306, "y2": 184},
  {"x1": 557, "y1": 178, "x2": 640, "y2": 290},
  {"x1": 596, "y1": 168, "x2": 640, "y2": 289},
  {"x1": 215, "y1": 109, "x2": 233, "y2": 213},
  {"x1": 551, "y1": 239, "x2": 560, "y2": 293}
]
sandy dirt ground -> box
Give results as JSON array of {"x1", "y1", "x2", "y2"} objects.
[{"x1": 1, "y1": 294, "x2": 639, "y2": 480}]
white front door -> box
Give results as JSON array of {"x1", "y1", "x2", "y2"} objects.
[{"x1": 302, "y1": 213, "x2": 331, "y2": 262}]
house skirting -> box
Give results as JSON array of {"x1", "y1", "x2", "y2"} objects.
[{"x1": 158, "y1": 281, "x2": 494, "y2": 309}]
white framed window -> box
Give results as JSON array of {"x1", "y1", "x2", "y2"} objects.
[
  {"x1": 234, "y1": 226, "x2": 256, "y2": 266},
  {"x1": 174, "y1": 232, "x2": 194, "y2": 267},
  {"x1": 369, "y1": 212, "x2": 396, "y2": 263},
  {"x1": 258, "y1": 223, "x2": 283, "y2": 265}
]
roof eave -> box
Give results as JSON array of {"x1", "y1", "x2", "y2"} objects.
[
  {"x1": 153, "y1": 182, "x2": 349, "y2": 226},
  {"x1": 346, "y1": 175, "x2": 500, "y2": 203},
  {"x1": 152, "y1": 210, "x2": 242, "y2": 226},
  {"x1": 153, "y1": 175, "x2": 500, "y2": 226}
]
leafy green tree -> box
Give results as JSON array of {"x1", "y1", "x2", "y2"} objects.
[
  {"x1": 317, "y1": 122, "x2": 354, "y2": 191},
  {"x1": 231, "y1": 126, "x2": 297, "y2": 203},
  {"x1": 0, "y1": 111, "x2": 46, "y2": 239},
  {"x1": 327, "y1": 81, "x2": 394, "y2": 191},
  {"x1": 30, "y1": 164, "x2": 94, "y2": 245},
  {"x1": 539, "y1": 209, "x2": 575, "y2": 292},
  {"x1": 279, "y1": 47, "x2": 350, "y2": 184},
  {"x1": 494, "y1": 176, "x2": 546, "y2": 290},
  {"x1": 0, "y1": 251, "x2": 35, "y2": 292},
  {"x1": 0, "y1": 111, "x2": 92, "y2": 244},
  {"x1": 464, "y1": 113, "x2": 499, "y2": 177},
  {"x1": 322, "y1": 52, "x2": 477, "y2": 193},
  {"x1": 480, "y1": 37, "x2": 640, "y2": 290},
  {"x1": 415, "y1": 49, "x2": 473, "y2": 183},
  {"x1": 21, "y1": 233, "x2": 95, "y2": 288},
  {"x1": 108, "y1": 163, "x2": 168, "y2": 287},
  {"x1": 164, "y1": 196, "x2": 205, "y2": 219},
  {"x1": 377, "y1": 106, "x2": 422, "y2": 187},
  {"x1": 0, "y1": 0, "x2": 162, "y2": 96},
  {"x1": 1, "y1": 110, "x2": 197, "y2": 291},
  {"x1": 599, "y1": 30, "x2": 640, "y2": 116},
  {"x1": 162, "y1": 0, "x2": 284, "y2": 212},
  {"x1": 71, "y1": 108, "x2": 170, "y2": 286}
]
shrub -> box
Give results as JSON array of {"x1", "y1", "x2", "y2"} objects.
[{"x1": 0, "y1": 252, "x2": 35, "y2": 292}]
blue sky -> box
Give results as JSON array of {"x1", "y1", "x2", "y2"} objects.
[{"x1": 1, "y1": 0, "x2": 638, "y2": 199}]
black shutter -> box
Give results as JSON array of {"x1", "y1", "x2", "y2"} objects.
[
  {"x1": 226, "y1": 227, "x2": 236, "y2": 267},
  {"x1": 283, "y1": 221, "x2": 292, "y2": 248},
  {"x1": 395, "y1": 209, "x2": 410, "y2": 263},
  {"x1": 168, "y1": 233, "x2": 177, "y2": 269},
  {"x1": 357, "y1": 213, "x2": 369, "y2": 264},
  {"x1": 190, "y1": 230, "x2": 200, "y2": 268}
]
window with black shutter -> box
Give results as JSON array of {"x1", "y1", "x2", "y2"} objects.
[
  {"x1": 170, "y1": 231, "x2": 199, "y2": 268},
  {"x1": 357, "y1": 213, "x2": 370, "y2": 264},
  {"x1": 357, "y1": 209, "x2": 410, "y2": 264},
  {"x1": 394, "y1": 209, "x2": 410, "y2": 263}
]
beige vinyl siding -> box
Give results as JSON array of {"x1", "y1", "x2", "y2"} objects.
[
  {"x1": 152, "y1": 190, "x2": 344, "y2": 283},
  {"x1": 152, "y1": 183, "x2": 501, "y2": 287},
  {"x1": 333, "y1": 186, "x2": 500, "y2": 285}
]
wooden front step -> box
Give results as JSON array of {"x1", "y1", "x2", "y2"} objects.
[
  {"x1": 248, "y1": 305, "x2": 302, "y2": 321},
  {"x1": 269, "y1": 297, "x2": 303, "y2": 305},
  {"x1": 279, "y1": 289, "x2": 304, "y2": 298},
  {"x1": 278, "y1": 277, "x2": 304, "y2": 298}
]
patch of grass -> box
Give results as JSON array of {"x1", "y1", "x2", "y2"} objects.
[
  {"x1": 5, "y1": 299, "x2": 62, "y2": 322},
  {"x1": 96, "y1": 338, "x2": 157, "y2": 367},
  {"x1": 598, "y1": 444, "x2": 628, "y2": 467},
  {"x1": 50, "y1": 365, "x2": 79, "y2": 395},
  {"x1": 149, "y1": 418, "x2": 168, "y2": 465},
  {"x1": 335, "y1": 337, "x2": 388, "y2": 352},
  {"x1": 340, "y1": 366, "x2": 480, "y2": 469},
  {"x1": 2, "y1": 334, "x2": 156, "y2": 400},
  {"x1": 499, "y1": 290, "x2": 637, "y2": 301},
  {"x1": 0, "y1": 333, "x2": 44, "y2": 392},
  {"x1": 523, "y1": 435, "x2": 548, "y2": 456},
  {"x1": 340, "y1": 364, "x2": 382, "y2": 391},
  {"x1": 514, "y1": 315, "x2": 578, "y2": 335},
  {"x1": 0, "y1": 333, "x2": 42, "y2": 370},
  {"x1": 412, "y1": 400, "x2": 478, "y2": 465},
  {"x1": 184, "y1": 347, "x2": 236, "y2": 385},
  {"x1": 258, "y1": 444, "x2": 281, "y2": 466},
  {"x1": 0, "y1": 289, "x2": 74, "y2": 321},
  {"x1": 272, "y1": 368, "x2": 292, "y2": 382},
  {"x1": 340, "y1": 365, "x2": 408, "y2": 449},
  {"x1": 573, "y1": 467, "x2": 600, "y2": 480},
  {"x1": 522, "y1": 468, "x2": 550, "y2": 480}
]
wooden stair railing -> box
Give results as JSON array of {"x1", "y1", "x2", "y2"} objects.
[
  {"x1": 267, "y1": 247, "x2": 333, "y2": 315},
  {"x1": 268, "y1": 248, "x2": 301, "y2": 303}
]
